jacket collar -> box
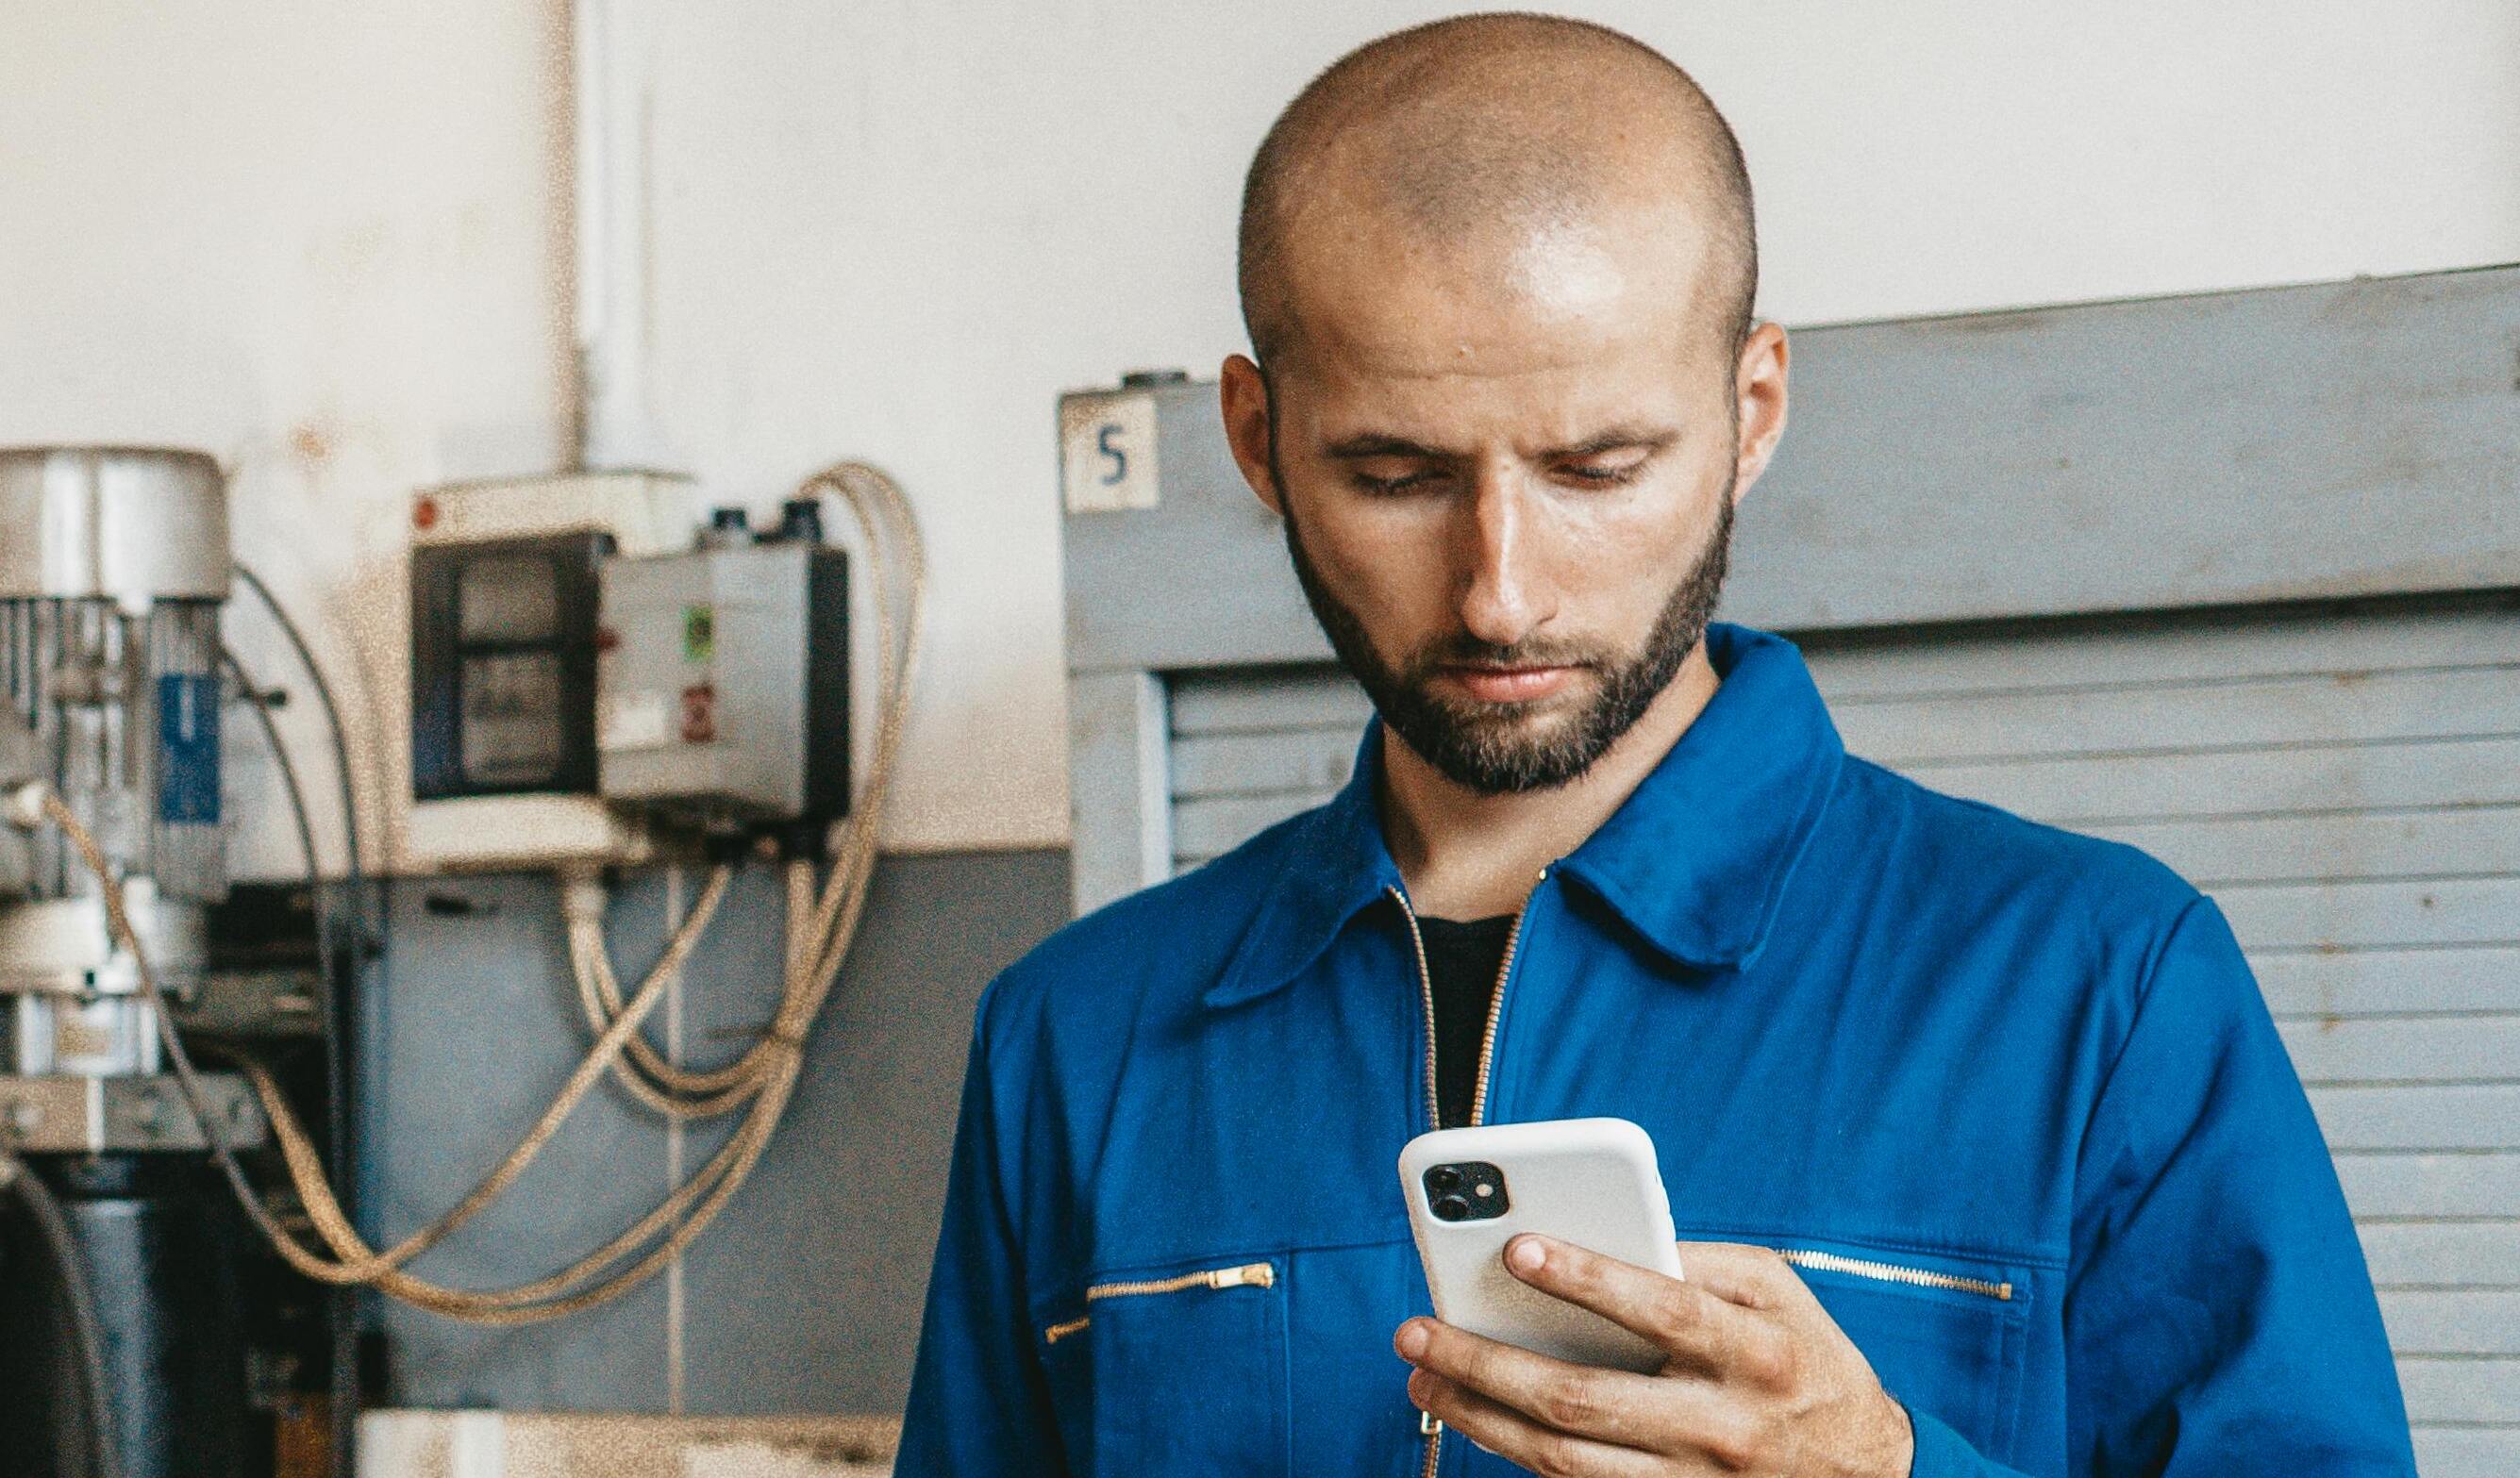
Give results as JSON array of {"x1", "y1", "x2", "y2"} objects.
[{"x1": 1203, "y1": 623, "x2": 1845, "y2": 1008}]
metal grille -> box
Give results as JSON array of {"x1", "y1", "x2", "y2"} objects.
[{"x1": 0, "y1": 596, "x2": 225, "y2": 901}]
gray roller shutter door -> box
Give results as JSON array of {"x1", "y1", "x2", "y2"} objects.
[{"x1": 1163, "y1": 599, "x2": 2519, "y2": 1473}]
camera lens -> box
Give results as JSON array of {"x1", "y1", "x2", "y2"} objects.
[
  {"x1": 1433, "y1": 1194, "x2": 1473, "y2": 1221},
  {"x1": 1427, "y1": 1166, "x2": 1463, "y2": 1193}
]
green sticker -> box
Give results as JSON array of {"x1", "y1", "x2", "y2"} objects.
[{"x1": 683, "y1": 605, "x2": 715, "y2": 663}]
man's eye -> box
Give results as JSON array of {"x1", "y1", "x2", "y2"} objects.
[
  {"x1": 1351, "y1": 469, "x2": 1442, "y2": 495},
  {"x1": 1558, "y1": 458, "x2": 1645, "y2": 487}
]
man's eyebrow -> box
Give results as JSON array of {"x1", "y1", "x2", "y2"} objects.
[
  {"x1": 1547, "y1": 427, "x2": 1680, "y2": 458},
  {"x1": 1324, "y1": 433, "x2": 1457, "y2": 460},
  {"x1": 1322, "y1": 427, "x2": 1681, "y2": 460}
]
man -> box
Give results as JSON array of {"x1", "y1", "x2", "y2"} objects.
[{"x1": 899, "y1": 13, "x2": 2414, "y2": 1476}]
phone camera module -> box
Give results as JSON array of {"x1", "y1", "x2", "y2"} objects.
[{"x1": 1423, "y1": 1161, "x2": 1510, "y2": 1221}]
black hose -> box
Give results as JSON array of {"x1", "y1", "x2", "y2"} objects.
[
  {"x1": 227, "y1": 565, "x2": 369, "y2": 1478},
  {"x1": 223, "y1": 645, "x2": 360, "y2": 1470},
  {"x1": 3, "y1": 1154, "x2": 124, "y2": 1478},
  {"x1": 230, "y1": 564, "x2": 363, "y2": 898}
]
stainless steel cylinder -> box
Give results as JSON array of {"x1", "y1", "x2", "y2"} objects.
[
  {"x1": 0, "y1": 879, "x2": 209, "y2": 998},
  {"x1": 0, "y1": 449, "x2": 228, "y2": 1033},
  {"x1": 0, "y1": 447, "x2": 228, "y2": 609}
]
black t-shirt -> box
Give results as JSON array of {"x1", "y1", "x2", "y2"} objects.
[{"x1": 1416, "y1": 913, "x2": 1515, "y2": 1129}]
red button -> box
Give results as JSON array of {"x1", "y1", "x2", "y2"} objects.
[{"x1": 679, "y1": 684, "x2": 716, "y2": 744}]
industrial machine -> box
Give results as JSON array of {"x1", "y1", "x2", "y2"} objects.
[
  {"x1": 0, "y1": 442, "x2": 918, "y2": 1478},
  {"x1": 0, "y1": 446, "x2": 278, "y2": 1478}
]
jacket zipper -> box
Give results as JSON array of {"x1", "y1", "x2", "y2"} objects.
[
  {"x1": 1389, "y1": 887, "x2": 1443, "y2": 1132},
  {"x1": 1774, "y1": 1247, "x2": 2012, "y2": 1302},
  {"x1": 1390, "y1": 871, "x2": 1545, "y2": 1478},
  {"x1": 1040, "y1": 1259, "x2": 1276, "y2": 1345},
  {"x1": 1388, "y1": 887, "x2": 1445, "y2": 1478},
  {"x1": 1466, "y1": 878, "x2": 1539, "y2": 1129},
  {"x1": 1387, "y1": 872, "x2": 1544, "y2": 1135}
]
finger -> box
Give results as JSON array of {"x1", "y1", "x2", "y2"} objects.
[
  {"x1": 1398, "y1": 1315, "x2": 1714, "y2": 1451},
  {"x1": 1408, "y1": 1367, "x2": 1672, "y2": 1477},
  {"x1": 1505, "y1": 1234, "x2": 1792, "y2": 1381},
  {"x1": 1671, "y1": 1241, "x2": 1812, "y2": 1313}
]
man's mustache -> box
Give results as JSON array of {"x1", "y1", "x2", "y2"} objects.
[{"x1": 1406, "y1": 635, "x2": 1610, "y2": 677}]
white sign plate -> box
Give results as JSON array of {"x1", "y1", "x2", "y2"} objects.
[{"x1": 1060, "y1": 390, "x2": 1160, "y2": 514}]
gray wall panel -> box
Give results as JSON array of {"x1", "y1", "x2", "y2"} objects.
[
  {"x1": 364, "y1": 871, "x2": 672, "y2": 1412},
  {"x1": 363, "y1": 848, "x2": 1069, "y2": 1414},
  {"x1": 2218, "y1": 877, "x2": 2520, "y2": 950},
  {"x1": 1900, "y1": 736, "x2": 2520, "y2": 826},
  {"x1": 680, "y1": 849, "x2": 1069, "y2": 1416},
  {"x1": 2255, "y1": 947, "x2": 2520, "y2": 1019},
  {"x1": 2278, "y1": 1018, "x2": 2520, "y2": 1086},
  {"x1": 1065, "y1": 673, "x2": 1172, "y2": 919},
  {"x1": 1735, "y1": 268, "x2": 2520, "y2": 629},
  {"x1": 2378, "y1": 1290, "x2": 2520, "y2": 1355},
  {"x1": 2311, "y1": 1086, "x2": 2520, "y2": 1152},
  {"x1": 2400, "y1": 1359, "x2": 2520, "y2": 1425},
  {"x1": 2337, "y1": 1154, "x2": 2520, "y2": 1219},
  {"x1": 2413, "y1": 1427, "x2": 2520, "y2": 1478},
  {"x1": 2359, "y1": 1223, "x2": 2520, "y2": 1289}
]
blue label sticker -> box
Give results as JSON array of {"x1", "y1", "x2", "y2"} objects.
[{"x1": 159, "y1": 673, "x2": 221, "y2": 825}]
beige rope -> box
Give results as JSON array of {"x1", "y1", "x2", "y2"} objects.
[{"x1": 568, "y1": 462, "x2": 923, "y2": 1119}]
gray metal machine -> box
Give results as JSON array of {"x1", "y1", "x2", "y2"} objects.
[
  {"x1": 0, "y1": 447, "x2": 263, "y2": 1146},
  {"x1": 0, "y1": 445, "x2": 275, "y2": 1478}
]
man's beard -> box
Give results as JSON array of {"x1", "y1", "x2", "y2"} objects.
[{"x1": 1281, "y1": 482, "x2": 1734, "y2": 795}]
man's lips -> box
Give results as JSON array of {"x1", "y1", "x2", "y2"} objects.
[{"x1": 1440, "y1": 664, "x2": 1578, "y2": 704}]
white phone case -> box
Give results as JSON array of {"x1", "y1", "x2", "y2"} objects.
[{"x1": 1399, "y1": 1117, "x2": 1683, "y2": 1374}]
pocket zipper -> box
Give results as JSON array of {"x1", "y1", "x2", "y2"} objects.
[
  {"x1": 1775, "y1": 1246, "x2": 2012, "y2": 1302},
  {"x1": 1040, "y1": 1259, "x2": 1277, "y2": 1345}
]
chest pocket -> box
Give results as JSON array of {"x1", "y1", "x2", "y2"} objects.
[
  {"x1": 1037, "y1": 1254, "x2": 1291, "y2": 1478},
  {"x1": 1775, "y1": 1238, "x2": 2029, "y2": 1465}
]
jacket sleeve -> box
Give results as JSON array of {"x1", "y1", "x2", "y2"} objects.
[
  {"x1": 893, "y1": 988, "x2": 1069, "y2": 1476},
  {"x1": 2053, "y1": 896, "x2": 2416, "y2": 1476}
]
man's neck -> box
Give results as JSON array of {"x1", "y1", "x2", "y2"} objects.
[{"x1": 1380, "y1": 642, "x2": 1722, "y2": 920}]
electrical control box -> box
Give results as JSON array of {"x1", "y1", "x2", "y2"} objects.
[
  {"x1": 410, "y1": 533, "x2": 605, "y2": 801},
  {"x1": 402, "y1": 471, "x2": 695, "y2": 872},
  {"x1": 596, "y1": 533, "x2": 849, "y2": 844}
]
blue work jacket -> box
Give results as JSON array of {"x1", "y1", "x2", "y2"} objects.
[{"x1": 897, "y1": 623, "x2": 2414, "y2": 1476}]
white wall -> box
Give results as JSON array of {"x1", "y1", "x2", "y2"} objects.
[
  {"x1": 6, "y1": 0, "x2": 2516, "y2": 858},
  {"x1": 0, "y1": 0, "x2": 570, "y2": 876}
]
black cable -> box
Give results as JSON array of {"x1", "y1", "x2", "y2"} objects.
[
  {"x1": 228, "y1": 565, "x2": 367, "y2": 1475},
  {"x1": 228, "y1": 571, "x2": 362, "y2": 1209},
  {"x1": 230, "y1": 564, "x2": 362, "y2": 900},
  {"x1": 4, "y1": 1154, "x2": 124, "y2": 1478},
  {"x1": 222, "y1": 646, "x2": 357, "y2": 1468}
]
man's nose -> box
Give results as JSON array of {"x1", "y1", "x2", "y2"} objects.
[{"x1": 1455, "y1": 469, "x2": 1551, "y2": 648}]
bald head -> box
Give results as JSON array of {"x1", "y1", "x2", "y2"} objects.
[{"x1": 1238, "y1": 13, "x2": 1757, "y2": 372}]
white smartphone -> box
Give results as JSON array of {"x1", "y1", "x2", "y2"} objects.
[{"x1": 1399, "y1": 1117, "x2": 1683, "y2": 1373}]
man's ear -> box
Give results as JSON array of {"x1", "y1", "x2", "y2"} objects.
[
  {"x1": 1729, "y1": 322, "x2": 1790, "y2": 502},
  {"x1": 1219, "y1": 354, "x2": 1286, "y2": 517}
]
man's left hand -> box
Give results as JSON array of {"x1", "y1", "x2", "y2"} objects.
[{"x1": 1394, "y1": 1236, "x2": 1913, "y2": 1477}]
